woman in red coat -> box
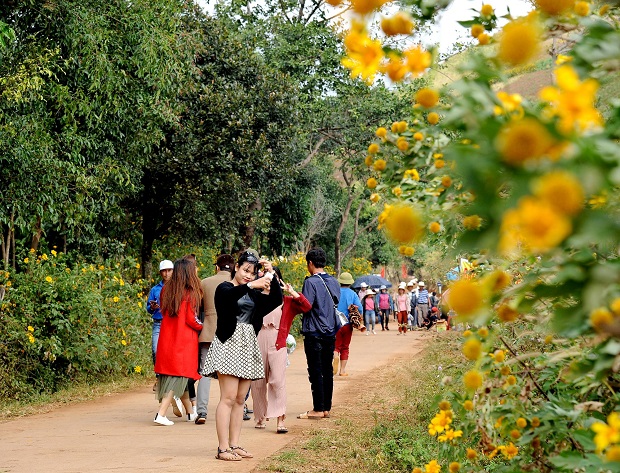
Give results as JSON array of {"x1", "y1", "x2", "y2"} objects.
[{"x1": 153, "y1": 258, "x2": 203, "y2": 426}]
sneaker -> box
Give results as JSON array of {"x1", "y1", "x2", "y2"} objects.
[
  {"x1": 245, "y1": 404, "x2": 253, "y2": 414},
  {"x1": 187, "y1": 413, "x2": 198, "y2": 422},
  {"x1": 154, "y1": 414, "x2": 174, "y2": 426},
  {"x1": 372, "y1": 330, "x2": 376, "y2": 335},
  {"x1": 172, "y1": 397, "x2": 183, "y2": 417},
  {"x1": 243, "y1": 405, "x2": 251, "y2": 421},
  {"x1": 365, "y1": 332, "x2": 369, "y2": 336},
  {"x1": 195, "y1": 413, "x2": 206, "y2": 425}
]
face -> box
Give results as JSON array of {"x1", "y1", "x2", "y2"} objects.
[
  {"x1": 160, "y1": 269, "x2": 173, "y2": 282},
  {"x1": 235, "y1": 262, "x2": 257, "y2": 285}
]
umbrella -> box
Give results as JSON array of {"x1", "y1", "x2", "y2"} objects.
[{"x1": 351, "y1": 274, "x2": 393, "y2": 290}]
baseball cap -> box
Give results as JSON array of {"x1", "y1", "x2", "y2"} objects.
[
  {"x1": 159, "y1": 260, "x2": 174, "y2": 271},
  {"x1": 360, "y1": 282, "x2": 368, "y2": 288}
]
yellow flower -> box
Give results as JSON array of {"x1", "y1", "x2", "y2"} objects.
[
  {"x1": 539, "y1": 65, "x2": 602, "y2": 134},
  {"x1": 438, "y1": 400, "x2": 451, "y2": 411},
  {"x1": 136, "y1": 263, "x2": 140, "y2": 269},
  {"x1": 599, "y1": 4, "x2": 610, "y2": 15},
  {"x1": 397, "y1": 137, "x2": 409, "y2": 151},
  {"x1": 533, "y1": 171, "x2": 585, "y2": 216},
  {"x1": 510, "y1": 429, "x2": 521, "y2": 440},
  {"x1": 350, "y1": 0, "x2": 388, "y2": 15},
  {"x1": 496, "y1": 118, "x2": 555, "y2": 166},
  {"x1": 413, "y1": 469, "x2": 423, "y2": 473},
  {"x1": 586, "y1": 414, "x2": 618, "y2": 452},
  {"x1": 481, "y1": 4, "x2": 494, "y2": 16},
  {"x1": 462, "y1": 338, "x2": 482, "y2": 360},
  {"x1": 27, "y1": 326, "x2": 34, "y2": 332},
  {"x1": 499, "y1": 197, "x2": 572, "y2": 254},
  {"x1": 405, "y1": 169, "x2": 420, "y2": 181},
  {"x1": 535, "y1": 0, "x2": 575, "y2": 15},
  {"x1": 463, "y1": 330, "x2": 472, "y2": 337},
  {"x1": 367, "y1": 177, "x2": 378, "y2": 189},
  {"x1": 503, "y1": 443, "x2": 519, "y2": 459},
  {"x1": 466, "y1": 448, "x2": 477, "y2": 460},
  {"x1": 449, "y1": 462, "x2": 460, "y2": 473},
  {"x1": 463, "y1": 369, "x2": 483, "y2": 390},
  {"x1": 607, "y1": 446, "x2": 620, "y2": 462},
  {"x1": 471, "y1": 24, "x2": 484, "y2": 38},
  {"x1": 373, "y1": 159, "x2": 387, "y2": 171},
  {"x1": 495, "y1": 91, "x2": 523, "y2": 117},
  {"x1": 416, "y1": 88, "x2": 439, "y2": 108},
  {"x1": 368, "y1": 143, "x2": 380, "y2": 154},
  {"x1": 429, "y1": 222, "x2": 441, "y2": 233},
  {"x1": 531, "y1": 417, "x2": 541, "y2": 427},
  {"x1": 414, "y1": 132, "x2": 424, "y2": 141},
  {"x1": 556, "y1": 54, "x2": 573, "y2": 65},
  {"x1": 41, "y1": 253, "x2": 48, "y2": 261},
  {"x1": 381, "y1": 12, "x2": 414, "y2": 36},
  {"x1": 590, "y1": 308, "x2": 614, "y2": 333},
  {"x1": 428, "y1": 410, "x2": 453, "y2": 435},
  {"x1": 463, "y1": 400, "x2": 474, "y2": 411},
  {"x1": 28, "y1": 334, "x2": 35, "y2": 344},
  {"x1": 462, "y1": 215, "x2": 481, "y2": 230},
  {"x1": 478, "y1": 327, "x2": 489, "y2": 337},
  {"x1": 113, "y1": 296, "x2": 120, "y2": 303},
  {"x1": 392, "y1": 187, "x2": 402, "y2": 197},
  {"x1": 494, "y1": 349, "x2": 506, "y2": 363},
  {"x1": 399, "y1": 246, "x2": 415, "y2": 256},
  {"x1": 611, "y1": 298, "x2": 620, "y2": 317},
  {"x1": 438, "y1": 429, "x2": 463, "y2": 442},
  {"x1": 497, "y1": 17, "x2": 541, "y2": 66},
  {"x1": 376, "y1": 127, "x2": 387, "y2": 138},
  {"x1": 342, "y1": 30, "x2": 384, "y2": 83},
  {"x1": 544, "y1": 335, "x2": 554, "y2": 344},
  {"x1": 427, "y1": 112, "x2": 440, "y2": 125},
  {"x1": 424, "y1": 460, "x2": 441, "y2": 473},
  {"x1": 435, "y1": 159, "x2": 445, "y2": 169},
  {"x1": 574, "y1": 1, "x2": 590, "y2": 15},
  {"x1": 325, "y1": 0, "x2": 343, "y2": 5},
  {"x1": 517, "y1": 418, "x2": 528, "y2": 429},
  {"x1": 121, "y1": 339, "x2": 127, "y2": 346},
  {"x1": 441, "y1": 176, "x2": 452, "y2": 188},
  {"x1": 370, "y1": 193, "x2": 380, "y2": 203},
  {"x1": 482, "y1": 270, "x2": 511, "y2": 292},
  {"x1": 365, "y1": 155, "x2": 374, "y2": 166},
  {"x1": 506, "y1": 375, "x2": 517, "y2": 385},
  {"x1": 447, "y1": 279, "x2": 485, "y2": 317},
  {"x1": 29, "y1": 248, "x2": 36, "y2": 253},
  {"x1": 403, "y1": 45, "x2": 432, "y2": 77},
  {"x1": 396, "y1": 121, "x2": 408, "y2": 133},
  {"x1": 45, "y1": 276, "x2": 53, "y2": 283},
  {"x1": 382, "y1": 203, "x2": 424, "y2": 245},
  {"x1": 497, "y1": 304, "x2": 520, "y2": 322},
  {"x1": 134, "y1": 365, "x2": 142, "y2": 373},
  {"x1": 477, "y1": 33, "x2": 490, "y2": 45}
]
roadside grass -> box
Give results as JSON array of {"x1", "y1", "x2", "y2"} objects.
[
  {"x1": 0, "y1": 374, "x2": 150, "y2": 420},
  {"x1": 258, "y1": 332, "x2": 465, "y2": 473}
]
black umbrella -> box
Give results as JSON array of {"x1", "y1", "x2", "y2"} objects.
[{"x1": 351, "y1": 275, "x2": 393, "y2": 290}]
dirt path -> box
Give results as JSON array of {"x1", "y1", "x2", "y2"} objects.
[{"x1": 0, "y1": 327, "x2": 430, "y2": 473}]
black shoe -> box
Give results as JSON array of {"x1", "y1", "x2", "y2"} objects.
[
  {"x1": 195, "y1": 413, "x2": 206, "y2": 424},
  {"x1": 243, "y1": 406, "x2": 251, "y2": 421},
  {"x1": 244, "y1": 403, "x2": 253, "y2": 414}
]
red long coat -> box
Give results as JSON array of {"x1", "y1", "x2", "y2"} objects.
[{"x1": 154, "y1": 297, "x2": 203, "y2": 379}]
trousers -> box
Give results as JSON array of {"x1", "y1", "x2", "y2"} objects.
[{"x1": 304, "y1": 335, "x2": 335, "y2": 412}]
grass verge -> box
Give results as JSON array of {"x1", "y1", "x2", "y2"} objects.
[{"x1": 257, "y1": 331, "x2": 465, "y2": 473}]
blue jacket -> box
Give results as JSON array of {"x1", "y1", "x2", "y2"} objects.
[
  {"x1": 146, "y1": 281, "x2": 164, "y2": 321},
  {"x1": 302, "y1": 273, "x2": 341, "y2": 337},
  {"x1": 338, "y1": 287, "x2": 363, "y2": 324}
]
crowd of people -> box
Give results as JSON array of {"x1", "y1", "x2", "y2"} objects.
[{"x1": 146, "y1": 249, "x2": 445, "y2": 461}]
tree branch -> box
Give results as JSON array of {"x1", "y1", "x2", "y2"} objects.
[{"x1": 298, "y1": 135, "x2": 327, "y2": 168}]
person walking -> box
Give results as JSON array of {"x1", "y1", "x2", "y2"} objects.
[
  {"x1": 146, "y1": 259, "x2": 174, "y2": 392},
  {"x1": 395, "y1": 282, "x2": 410, "y2": 335},
  {"x1": 416, "y1": 281, "x2": 430, "y2": 328},
  {"x1": 332, "y1": 272, "x2": 363, "y2": 377},
  {"x1": 153, "y1": 259, "x2": 203, "y2": 426},
  {"x1": 375, "y1": 285, "x2": 393, "y2": 331},
  {"x1": 361, "y1": 288, "x2": 377, "y2": 335},
  {"x1": 200, "y1": 251, "x2": 282, "y2": 461},
  {"x1": 194, "y1": 254, "x2": 234, "y2": 425},
  {"x1": 252, "y1": 267, "x2": 311, "y2": 433},
  {"x1": 297, "y1": 247, "x2": 340, "y2": 420}
]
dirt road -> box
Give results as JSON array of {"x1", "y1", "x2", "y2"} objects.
[{"x1": 0, "y1": 328, "x2": 429, "y2": 472}]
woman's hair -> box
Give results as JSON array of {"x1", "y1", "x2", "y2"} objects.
[
  {"x1": 273, "y1": 266, "x2": 283, "y2": 283},
  {"x1": 231, "y1": 251, "x2": 260, "y2": 279},
  {"x1": 161, "y1": 258, "x2": 202, "y2": 317}
]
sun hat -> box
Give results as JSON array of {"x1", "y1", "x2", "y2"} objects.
[
  {"x1": 159, "y1": 260, "x2": 174, "y2": 271},
  {"x1": 380, "y1": 285, "x2": 387, "y2": 290},
  {"x1": 366, "y1": 288, "x2": 376, "y2": 295},
  {"x1": 360, "y1": 282, "x2": 368, "y2": 288},
  {"x1": 418, "y1": 281, "x2": 425, "y2": 287},
  {"x1": 407, "y1": 280, "x2": 414, "y2": 287},
  {"x1": 338, "y1": 272, "x2": 355, "y2": 285},
  {"x1": 398, "y1": 282, "x2": 407, "y2": 289}
]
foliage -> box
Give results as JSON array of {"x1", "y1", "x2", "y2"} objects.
[
  {"x1": 338, "y1": 0, "x2": 620, "y2": 471},
  {"x1": 0, "y1": 250, "x2": 148, "y2": 399}
]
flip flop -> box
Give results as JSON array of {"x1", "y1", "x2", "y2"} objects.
[
  {"x1": 255, "y1": 423, "x2": 266, "y2": 429},
  {"x1": 339, "y1": 373, "x2": 349, "y2": 377},
  {"x1": 277, "y1": 426, "x2": 288, "y2": 434},
  {"x1": 297, "y1": 411, "x2": 324, "y2": 419}
]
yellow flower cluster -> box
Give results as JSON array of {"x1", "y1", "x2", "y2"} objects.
[
  {"x1": 497, "y1": 16, "x2": 541, "y2": 66},
  {"x1": 428, "y1": 409, "x2": 453, "y2": 435},
  {"x1": 378, "y1": 203, "x2": 424, "y2": 244},
  {"x1": 487, "y1": 443, "x2": 519, "y2": 460},
  {"x1": 540, "y1": 65, "x2": 602, "y2": 135},
  {"x1": 341, "y1": 27, "x2": 384, "y2": 84},
  {"x1": 381, "y1": 12, "x2": 414, "y2": 36},
  {"x1": 589, "y1": 299, "x2": 620, "y2": 334}
]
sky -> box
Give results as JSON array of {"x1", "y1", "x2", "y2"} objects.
[{"x1": 195, "y1": 0, "x2": 533, "y2": 52}]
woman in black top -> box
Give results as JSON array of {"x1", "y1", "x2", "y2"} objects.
[{"x1": 200, "y1": 251, "x2": 282, "y2": 461}]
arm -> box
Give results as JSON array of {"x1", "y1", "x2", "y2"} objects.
[
  {"x1": 146, "y1": 286, "x2": 157, "y2": 315},
  {"x1": 182, "y1": 300, "x2": 203, "y2": 331},
  {"x1": 292, "y1": 293, "x2": 312, "y2": 313},
  {"x1": 353, "y1": 294, "x2": 363, "y2": 313}
]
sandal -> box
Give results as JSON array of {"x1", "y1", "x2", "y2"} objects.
[
  {"x1": 277, "y1": 425, "x2": 288, "y2": 434},
  {"x1": 215, "y1": 448, "x2": 241, "y2": 461},
  {"x1": 297, "y1": 410, "x2": 324, "y2": 419},
  {"x1": 231, "y1": 446, "x2": 254, "y2": 458}
]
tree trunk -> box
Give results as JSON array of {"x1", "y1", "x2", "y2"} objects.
[
  {"x1": 334, "y1": 171, "x2": 355, "y2": 275},
  {"x1": 241, "y1": 197, "x2": 262, "y2": 249},
  {"x1": 31, "y1": 215, "x2": 42, "y2": 252}
]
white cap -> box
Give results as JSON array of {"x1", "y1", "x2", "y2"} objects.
[
  {"x1": 360, "y1": 282, "x2": 368, "y2": 288},
  {"x1": 398, "y1": 282, "x2": 407, "y2": 289},
  {"x1": 418, "y1": 281, "x2": 425, "y2": 287},
  {"x1": 159, "y1": 260, "x2": 174, "y2": 271},
  {"x1": 380, "y1": 285, "x2": 387, "y2": 290}
]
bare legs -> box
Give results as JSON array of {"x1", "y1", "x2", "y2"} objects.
[
  {"x1": 216, "y1": 373, "x2": 252, "y2": 451},
  {"x1": 157, "y1": 390, "x2": 174, "y2": 418}
]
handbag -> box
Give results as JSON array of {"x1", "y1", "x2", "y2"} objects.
[{"x1": 316, "y1": 274, "x2": 347, "y2": 327}]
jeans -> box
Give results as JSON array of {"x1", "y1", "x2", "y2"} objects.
[
  {"x1": 304, "y1": 335, "x2": 336, "y2": 412},
  {"x1": 196, "y1": 342, "x2": 211, "y2": 416},
  {"x1": 364, "y1": 309, "x2": 376, "y2": 331},
  {"x1": 151, "y1": 321, "x2": 161, "y2": 366}
]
